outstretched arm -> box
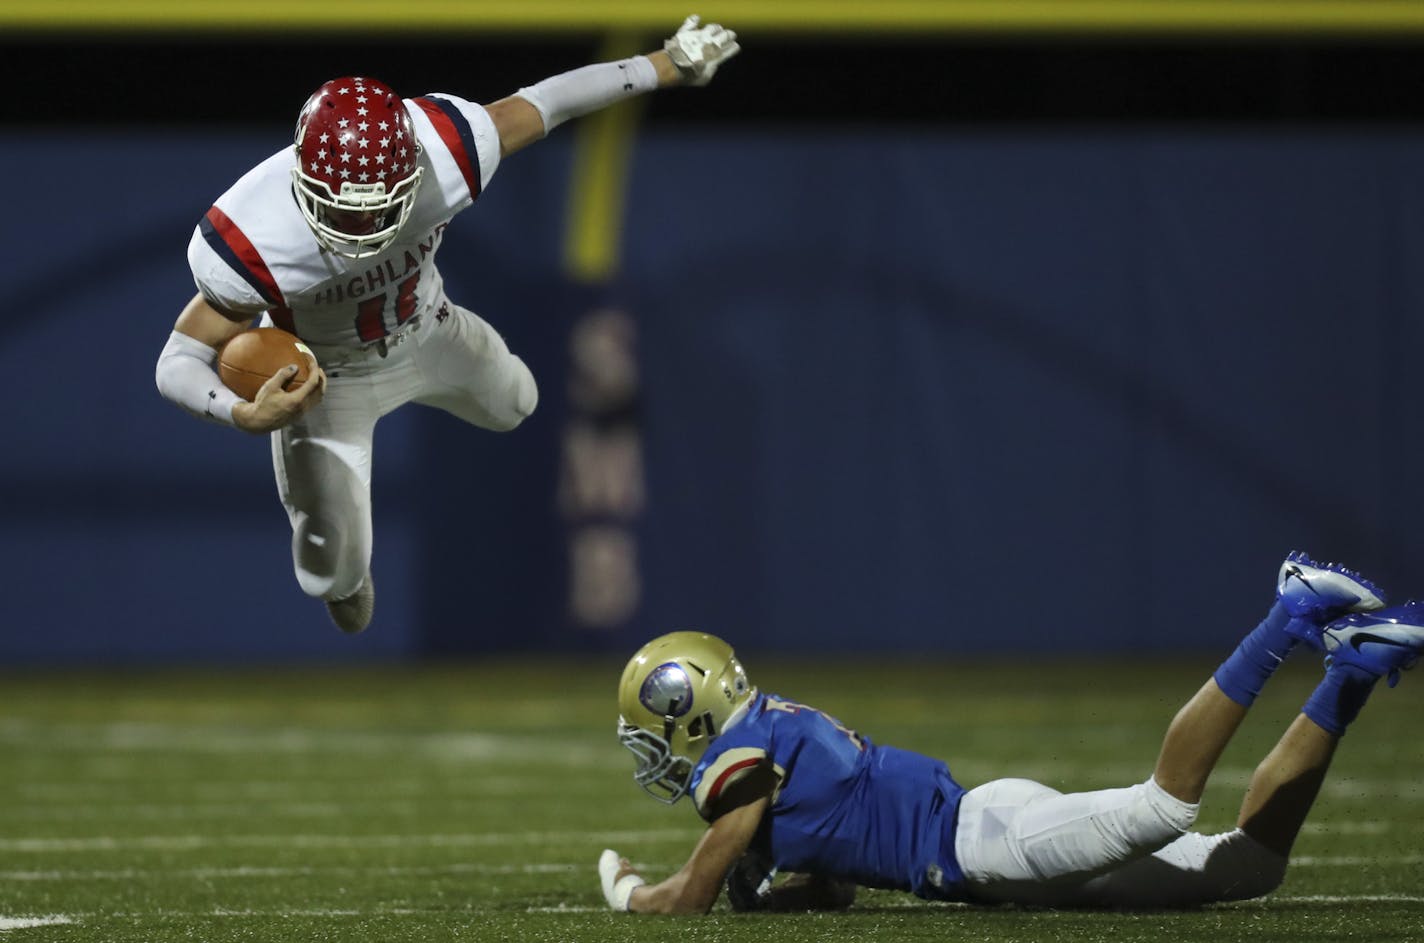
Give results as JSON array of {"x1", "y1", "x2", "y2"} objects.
[
  {"x1": 599, "y1": 762, "x2": 772, "y2": 915},
  {"x1": 488, "y1": 14, "x2": 739, "y2": 158},
  {"x1": 601, "y1": 794, "x2": 767, "y2": 914}
]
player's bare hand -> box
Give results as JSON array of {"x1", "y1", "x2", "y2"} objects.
[
  {"x1": 232, "y1": 357, "x2": 326, "y2": 433},
  {"x1": 664, "y1": 14, "x2": 739, "y2": 86}
]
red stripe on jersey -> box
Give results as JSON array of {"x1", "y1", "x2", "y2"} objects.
[
  {"x1": 411, "y1": 97, "x2": 480, "y2": 197},
  {"x1": 269, "y1": 306, "x2": 297, "y2": 335},
  {"x1": 705, "y1": 757, "x2": 762, "y2": 806},
  {"x1": 204, "y1": 206, "x2": 286, "y2": 308}
]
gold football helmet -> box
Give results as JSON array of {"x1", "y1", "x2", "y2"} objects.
[{"x1": 617, "y1": 631, "x2": 755, "y2": 803}]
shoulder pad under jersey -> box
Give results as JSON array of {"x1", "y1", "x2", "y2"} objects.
[
  {"x1": 406, "y1": 94, "x2": 502, "y2": 214},
  {"x1": 693, "y1": 746, "x2": 782, "y2": 821}
]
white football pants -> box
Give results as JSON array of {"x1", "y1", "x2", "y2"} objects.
[
  {"x1": 271, "y1": 301, "x2": 537, "y2": 601},
  {"x1": 954, "y1": 777, "x2": 1287, "y2": 907}
]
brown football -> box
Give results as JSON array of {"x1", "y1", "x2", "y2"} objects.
[{"x1": 218, "y1": 327, "x2": 315, "y2": 402}]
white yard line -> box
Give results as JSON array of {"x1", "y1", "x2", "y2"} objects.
[
  {"x1": 1291, "y1": 854, "x2": 1424, "y2": 866},
  {"x1": 0, "y1": 915, "x2": 74, "y2": 930},
  {"x1": 1, "y1": 824, "x2": 1418, "y2": 858},
  {"x1": 7, "y1": 893, "x2": 1423, "y2": 927},
  {"x1": 526, "y1": 894, "x2": 1424, "y2": 914},
  {"x1": 4, "y1": 801, "x2": 362, "y2": 822},
  {"x1": 1301, "y1": 820, "x2": 1392, "y2": 835},
  {"x1": 0, "y1": 720, "x2": 620, "y2": 767},
  {"x1": 11, "y1": 777, "x2": 541, "y2": 802},
  {"x1": 4, "y1": 854, "x2": 1422, "y2": 882},
  {"x1": 3, "y1": 793, "x2": 641, "y2": 821},
  {"x1": 1265, "y1": 895, "x2": 1424, "y2": 904},
  {"x1": 0, "y1": 828, "x2": 699, "y2": 854},
  {"x1": 0, "y1": 862, "x2": 579, "y2": 881}
]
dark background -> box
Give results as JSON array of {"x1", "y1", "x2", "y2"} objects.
[
  {"x1": 3, "y1": 26, "x2": 1422, "y2": 664},
  {"x1": 8, "y1": 33, "x2": 1424, "y2": 126}
]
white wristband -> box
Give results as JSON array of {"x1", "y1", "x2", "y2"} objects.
[
  {"x1": 598, "y1": 848, "x2": 646, "y2": 911},
  {"x1": 611, "y1": 874, "x2": 645, "y2": 911},
  {"x1": 155, "y1": 330, "x2": 242, "y2": 427},
  {"x1": 516, "y1": 56, "x2": 659, "y2": 134}
]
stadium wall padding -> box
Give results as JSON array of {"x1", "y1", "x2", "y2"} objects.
[{"x1": 2, "y1": 127, "x2": 1421, "y2": 662}]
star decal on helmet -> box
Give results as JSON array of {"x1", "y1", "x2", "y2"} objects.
[{"x1": 290, "y1": 75, "x2": 426, "y2": 259}]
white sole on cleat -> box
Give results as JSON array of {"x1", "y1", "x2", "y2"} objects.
[
  {"x1": 1278, "y1": 553, "x2": 1386, "y2": 614},
  {"x1": 1322, "y1": 606, "x2": 1424, "y2": 681}
]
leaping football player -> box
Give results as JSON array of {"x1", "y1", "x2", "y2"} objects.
[
  {"x1": 599, "y1": 552, "x2": 1424, "y2": 912},
  {"x1": 154, "y1": 17, "x2": 739, "y2": 633}
]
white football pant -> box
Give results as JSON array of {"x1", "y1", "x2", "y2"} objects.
[
  {"x1": 955, "y1": 777, "x2": 1287, "y2": 907},
  {"x1": 271, "y1": 301, "x2": 537, "y2": 602}
]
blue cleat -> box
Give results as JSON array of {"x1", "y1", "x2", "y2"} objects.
[
  {"x1": 1323, "y1": 602, "x2": 1424, "y2": 688},
  {"x1": 1277, "y1": 551, "x2": 1387, "y2": 649}
]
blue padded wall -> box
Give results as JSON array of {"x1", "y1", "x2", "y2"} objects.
[{"x1": 2, "y1": 127, "x2": 1420, "y2": 661}]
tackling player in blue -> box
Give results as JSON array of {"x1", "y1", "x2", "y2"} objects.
[{"x1": 599, "y1": 551, "x2": 1424, "y2": 912}]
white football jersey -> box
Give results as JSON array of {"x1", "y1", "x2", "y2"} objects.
[{"x1": 187, "y1": 93, "x2": 502, "y2": 348}]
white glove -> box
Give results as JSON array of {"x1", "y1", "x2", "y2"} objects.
[
  {"x1": 598, "y1": 848, "x2": 646, "y2": 911},
  {"x1": 664, "y1": 14, "x2": 740, "y2": 86}
]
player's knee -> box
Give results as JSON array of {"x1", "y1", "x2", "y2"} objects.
[
  {"x1": 1243, "y1": 856, "x2": 1288, "y2": 899},
  {"x1": 1214, "y1": 832, "x2": 1288, "y2": 901},
  {"x1": 290, "y1": 513, "x2": 365, "y2": 599},
  {"x1": 493, "y1": 359, "x2": 538, "y2": 431},
  {"x1": 293, "y1": 561, "x2": 334, "y2": 599},
  {"x1": 514, "y1": 358, "x2": 538, "y2": 420}
]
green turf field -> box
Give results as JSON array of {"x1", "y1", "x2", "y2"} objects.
[{"x1": 2, "y1": 656, "x2": 1421, "y2": 942}]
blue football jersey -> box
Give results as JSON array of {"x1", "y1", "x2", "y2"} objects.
[{"x1": 689, "y1": 692, "x2": 967, "y2": 899}]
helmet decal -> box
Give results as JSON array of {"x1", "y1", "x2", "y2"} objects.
[
  {"x1": 617, "y1": 633, "x2": 756, "y2": 804},
  {"x1": 640, "y1": 662, "x2": 694, "y2": 718},
  {"x1": 290, "y1": 76, "x2": 424, "y2": 258}
]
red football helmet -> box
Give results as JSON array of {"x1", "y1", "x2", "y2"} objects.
[{"x1": 291, "y1": 77, "x2": 424, "y2": 259}]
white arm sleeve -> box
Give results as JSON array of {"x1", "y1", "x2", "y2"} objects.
[
  {"x1": 515, "y1": 56, "x2": 659, "y2": 135},
  {"x1": 155, "y1": 330, "x2": 242, "y2": 427}
]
